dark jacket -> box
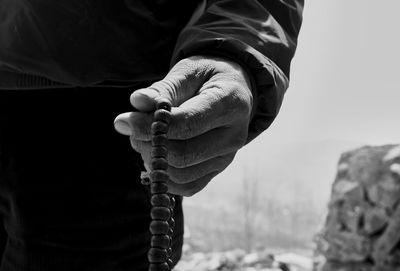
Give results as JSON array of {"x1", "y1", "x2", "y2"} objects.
[
  {"x1": 0, "y1": 0, "x2": 303, "y2": 270},
  {"x1": 0, "y1": 0, "x2": 304, "y2": 141}
]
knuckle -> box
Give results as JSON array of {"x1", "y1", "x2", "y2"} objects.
[
  {"x1": 231, "y1": 85, "x2": 252, "y2": 117},
  {"x1": 171, "y1": 110, "x2": 195, "y2": 139},
  {"x1": 150, "y1": 79, "x2": 178, "y2": 103}
]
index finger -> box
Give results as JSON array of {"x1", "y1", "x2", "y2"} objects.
[{"x1": 122, "y1": 90, "x2": 236, "y2": 141}]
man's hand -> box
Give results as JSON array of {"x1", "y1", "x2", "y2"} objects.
[{"x1": 114, "y1": 56, "x2": 253, "y2": 196}]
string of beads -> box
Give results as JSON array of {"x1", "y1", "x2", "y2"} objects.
[{"x1": 146, "y1": 100, "x2": 175, "y2": 271}]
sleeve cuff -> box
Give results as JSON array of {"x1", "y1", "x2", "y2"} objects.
[{"x1": 171, "y1": 36, "x2": 289, "y2": 143}]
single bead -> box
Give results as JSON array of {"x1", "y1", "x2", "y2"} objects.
[
  {"x1": 169, "y1": 196, "x2": 176, "y2": 209},
  {"x1": 151, "y1": 182, "x2": 168, "y2": 194},
  {"x1": 156, "y1": 100, "x2": 172, "y2": 111},
  {"x1": 154, "y1": 109, "x2": 172, "y2": 124},
  {"x1": 149, "y1": 263, "x2": 170, "y2": 271},
  {"x1": 151, "y1": 121, "x2": 169, "y2": 135},
  {"x1": 140, "y1": 171, "x2": 151, "y2": 185},
  {"x1": 150, "y1": 158, "x2": 168, "y2": 170},
  {"x1": 168, "y1": 218, "x2": 175, "y2": 229},
  {"x1": 151, "y1": 146, "x2": 168, "y2": 158},
  {"x1": 152, "y1": 134, "x2": 168, "y2": 146},
  {"x1": 151, "y1": 207, "x2": 171, "y2": 221},
  {"x1": 151, "y1": 235, "x2": 171, "y2": 249},
  {"x1": 150, "y1": 221, "x2": 170, "y2": 235},
  {"x1": 151, "y1": 194, "x2": 170, "y2": 207},
  {"x1": 167, "y1": 258, "x2": 174, "y2": 268},
  {"x1": 150, "y1": 170, "x2": 169, "y2": 182},
  {"x1": 148, "y1": 248, "x2": 168, "y2": 263}
]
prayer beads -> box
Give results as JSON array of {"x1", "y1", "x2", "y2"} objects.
[{"x1": 145, "y1": 100, "x2": 175, "y2": 271}]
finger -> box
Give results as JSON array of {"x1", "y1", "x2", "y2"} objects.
[
  {"x1": 130, "y1": 126, "x2": 247, "y2": 168},
  {"x1": 121, "y1": 87, "x2": 249, "y2": 141},
  {"x1": 167, "y1": 85, "x2": 244, "y2": 140},
  {"x1": 130, "y1": 58, "x2": 210, "y2": 112},
  {"x1": 114, "y1": 111, "x2": 153, "y2": 140},
  {"x1": 166, "y1": 171, "x2": 220, "y2": 197},
  {"x1": 134, "y1": 145, "x2": 234, "y2": 185},
  {"x1": 168, "y1": 153, "x2": 235, "y2": 184},
  {"x1": 114, "y1": 112, "x2": 133, "y2": 136}
]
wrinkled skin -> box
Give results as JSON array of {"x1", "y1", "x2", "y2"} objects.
[{"x1": 114, "y1": 56, "x2": 253, "y2": 196}]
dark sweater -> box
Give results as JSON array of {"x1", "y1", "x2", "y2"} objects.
[
  {"x1": 0, "y1": 87, "x2": 183, "y2": 271},
  {"x1": 0, "y1": 0, "x2": 304, "y2": 270}
]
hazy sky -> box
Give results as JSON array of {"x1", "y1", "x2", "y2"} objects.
[
  {"x1": 188, "y1": 0, "x2": 400, "y2": 200},
  {"x1": 184, "y1": 2, "x2": 400, "y2": 246},
  {"x1": 256, "y1": 0, "x2": 400, "y2": 146}
]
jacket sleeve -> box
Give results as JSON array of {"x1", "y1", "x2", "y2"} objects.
[{"x1": 170, "y1": 0, "x2": 304, "y2": 143}]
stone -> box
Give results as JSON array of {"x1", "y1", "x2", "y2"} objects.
[
  {"x1": 372, "y1": 203, "x2": 400, "y2": 267},
  {"x1": 390, "y1": 163, "x2": 400, "y2": 176},
  {"x1": 367, "y1": 175, "x2": 400, "y2": 210},
  {"x1": 321, "y1": 228, "x2": 371, "y2": 261},
  {"x1": 383, "y1": 146, "x2": 400, "y2": 162},
  {"x1": 363, "y1": 207, "x2": 388, "y2": 235},
  {"x1": 314, "y1": 144, "x2": 400, "y2": 271},
  {"x1": 320, "y1": 261, "x2": 373, "y2": 271}
]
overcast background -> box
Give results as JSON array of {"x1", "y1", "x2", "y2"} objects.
[{"x1": 182, "y1": 0, "x2": 400, "y2": 253}]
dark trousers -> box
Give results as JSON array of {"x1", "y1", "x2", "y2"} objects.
[{"x1": 0, "y1": 87, "x2": 183, "y2": 271}]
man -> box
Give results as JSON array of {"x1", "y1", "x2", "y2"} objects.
[{"x1": 0, "y1": 0, "x2": 304, "y2": 270}]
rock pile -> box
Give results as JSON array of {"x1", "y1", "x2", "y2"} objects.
[
  {"x1": 314, "y1": 145, "x2": 400, "y2": 271},
  {"x1": 174, "y1": 248, "x2": 313, "y2": 271}
]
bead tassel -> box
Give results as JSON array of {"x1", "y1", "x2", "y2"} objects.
[{"x1": 147, "y1": 100, "x2": 175, "y2": 271}]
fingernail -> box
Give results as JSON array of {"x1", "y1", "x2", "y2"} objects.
[{"x1": 114, "y1": 120, "x2": 132, "y2": 135}]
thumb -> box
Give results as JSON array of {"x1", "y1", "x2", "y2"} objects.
[
  {"x1": 130, "y1": 88, "x2": 163, "y2": 112},
  {"x1": 130, "y1": 58, "x2": 209, "y2": 112}
]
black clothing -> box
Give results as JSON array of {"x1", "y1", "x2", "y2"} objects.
[
  {"x1": 0, "y1": 87, "x2": 183, "y2": 270},
  {"x1": 0, "y1": 0, "x2": 304, "y2": 269},
  {"x1": 0, "y1": 0, "x2": 304, "y2": 141}
]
